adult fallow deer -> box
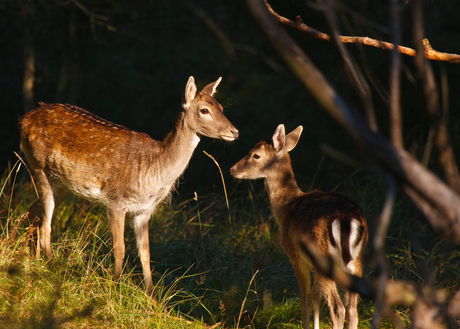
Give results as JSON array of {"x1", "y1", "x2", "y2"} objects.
[
  {"x1": 20, "y1": 76, "x2": 238, "y2": 297},
  {"x1": 230, "y1": 124, "x2": 367, "y2": 329}
]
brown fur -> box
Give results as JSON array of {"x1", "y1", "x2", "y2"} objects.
[
  {"x1": 230, "y1": 124, "x2": 368, "y2": 329},
  {"x1": 19, "y1": 77, "x2": 238, "y2": 298}
]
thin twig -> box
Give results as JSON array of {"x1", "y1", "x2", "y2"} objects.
[
  {"x1": 421, "y1": 127, "x2": 434, "y2": 167},
  {"x1": 236, "y1": 269, "x2": 258, "y2": 329},
  {"x1": 183, "y1": 0, "x2": 235, "y2": 56},
  {"x1": 372, "y1": 174, "x2": 396, "y2": 328},
  {"x1": 249, "y1": 0, "x2": 460, "y2": 245},
  {"x1": 15, "y1": 151, "x2": 38, "y2": 197},
  {"x1": 389, "y1": 0, "x2": 403, "y2": 149},
  {"x1": 0, "y1": 159, "x2": 23, "y2": 239},
  {"x1": 411, "y1": 0, "x2": 460, "y2": 194},
  {"x1": 309, "y1": 153, "x2": 324, "y2": 191},
  {"x1": 36, "y1": 225, "x2": 40, "y2": 259},
  {"x1": 208, "y1": 310, "x2": 250, "y2": 329},
  {"x1": 203, "y1": 150, "x2": 231, "y2": 223},
  {"x1": 71, "y1": 0, "x2": 109, "y2": 22},
  {"x1": 321, "y1": 0, "x2": 378, "y2": 132},
  {"x1": 264, "y1": 0, "x2": 460, "y2": 63},
  {"x1": 373, "y1": 174, "x2": 396, "y2": 256}
]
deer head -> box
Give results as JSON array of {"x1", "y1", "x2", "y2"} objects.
[
  {"x1": 230, "y1": 124, "x2": 303, "y2": 179},
  {"x1": 183, "y1": 76, "x2": 238, "y2": 142}
]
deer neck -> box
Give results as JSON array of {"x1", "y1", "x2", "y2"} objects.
[
  {"x1": 265, "y1": 160, "x2": 302, "y2": 225},
  {"x1": 156, "y1": 111, "x2": 200, "y2": 184}
]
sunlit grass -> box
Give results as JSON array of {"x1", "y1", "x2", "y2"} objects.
[
  {"x1": 1, "y1": 164, "x2": 459, "y2": 328},
  {"x1": 0, "y1": 211, "x2": 211, "y2": 328}
]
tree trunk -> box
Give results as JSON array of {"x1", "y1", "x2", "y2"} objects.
[{"x1": 21, "y1": 0, "x2": 35, "y2": 113}]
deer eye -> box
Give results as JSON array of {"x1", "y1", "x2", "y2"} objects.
[
  {"x1": 200, "y1": 108, "x2": 210, "y2": 114},
  {"x1": 253, "y1": 154, "x2": 260, "y2": 159}
]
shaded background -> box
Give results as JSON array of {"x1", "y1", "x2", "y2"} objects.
[
  {"x1": 1, "y1": 0, "x2": 460, "y2": 199},
  {"x1": 2, "y1": 1, "x2": 460, "y2": 324}
]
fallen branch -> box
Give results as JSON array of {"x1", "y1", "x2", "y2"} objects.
[{"x1": 264, "y1": 0, "x2": 460, "y2": 64}]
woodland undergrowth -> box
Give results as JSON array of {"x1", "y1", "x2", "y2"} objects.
[{"x1": 1, "y1": 162, "x2": 459, "y2": 328}]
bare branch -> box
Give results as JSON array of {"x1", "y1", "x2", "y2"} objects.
[
  {"x1": 298, "y1": 232, "x2": 455, "y2": 302},
  {"x1": 247, "y1": 0, "x2": 460, "y2": 245},
  {"x1": 184, "y1": 0, "x2": 235, "y2": 56},
  {"x1": 298, "y1": 234, "x2": 375, "y2": 299},
  {"x1": 21, "y1": 0, "x2": 36, "y2": 113},
  {"x1": 448, "y1": 290, "x2": 460, "y2": 318},
  {"x1": 298, "y1": 234, "x2": 457, "y2": 328},
  {"x1": 411, "y1": 0, "x2": 460, "y2": 194},
  {"x1": 249, "y1": 0, "x2": 460, "y2": 326},
  {"x1": 71, "y1": 0, "x2": 109, "y2": 22},
  {"x1": 320, "y1": 0, "x2": 378, "y2": 132},
  {"x1": 372, "y1": 175, "x2": 396, "y2": 328},
  {"x1": 264, "y1": 0, "x2": 460, "y2": 64},
  {"x1": 389, "y1": 0, "x2": 403, "y2": 149}
]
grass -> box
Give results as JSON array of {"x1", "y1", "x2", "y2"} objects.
[{"x1": 1, "y1": 162, "x2": 459, "y2": 328}]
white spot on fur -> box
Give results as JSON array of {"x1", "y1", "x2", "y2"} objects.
[
  {"x1": 349, "y1": 219, "x2": 359, "y2": 248},
  {"x1": 350, "y1": 219, "x2": 364, "y2": 261},
  {"x1": 331, "y1": 220, "x2": 341, "y2": 246},
  {"x1": 328, "y1": 220, "x2": 344, "y2": 267},
  {"x1": 347, "y1": 261, "x2": 356, "y2": 274}
]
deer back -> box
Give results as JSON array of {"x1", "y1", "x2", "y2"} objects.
[
  {"x1": 20, "y1": 103, "x2": 161, "y2": 205},
  {"x1": 281, "y1": 190, "x2": 368, "y2": 269}
]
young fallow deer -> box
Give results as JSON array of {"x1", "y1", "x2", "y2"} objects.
[
  {"x1": 20, "y1": 76, "x2": 238, "y2": 297},
  {"x1": 230, "y1": 124, "x2": 368, "y2": 329}
]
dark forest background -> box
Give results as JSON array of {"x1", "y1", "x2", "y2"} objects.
[
  {"x1": 2, "y1": 1, "x2": 460, "y2": 326},
  {"x1": 1, "y1": 0, "x2": 460, "y2": 199}
]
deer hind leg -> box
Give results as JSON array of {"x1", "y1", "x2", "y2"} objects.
[
  {"x1": 292, "y1": 259, "x2": 312, "y2": 329},
  {"x1": 108, "y1": 208, "x2": 126, "y2": 283},
  {"x1": 27, "y1": 175, "x2": 70, "y2": 257},
  {"x1": 311, "y1": 272, "x2": 321, "y2": 329},
  {"x1": 316, "y1": 272, "x2": 345, "y2": 329},
  {"x1": 30, "y1": 170, "x2": 56, "y2": 257},
  {"x1": 345, "y1": 259, "x2": 363, "y2": 329},
  {"x1": 133, "y1": 212, "x2": 155, "y2": 298}
]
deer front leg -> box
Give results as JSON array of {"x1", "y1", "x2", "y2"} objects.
[
  {"x1": 133, "y1": 212, "x2": 155, "y2": 297},
  {"x1": 108, "y1": 208, "x2": 126, "y2": 282}
]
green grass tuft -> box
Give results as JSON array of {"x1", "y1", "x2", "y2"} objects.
[{"x1": 1, "y1": 165, "x2": 459, "y2": 328}]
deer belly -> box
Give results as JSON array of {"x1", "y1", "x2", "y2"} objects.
[
  {"x1": 47, "y1": 153, "x2": 108, "y2": 203},
  {"x1": 61, "y1": 173, "x2": 106, "y2": 203},
  {"x1": 69, "y1": 182, "x2": 104, "y2": 201}
]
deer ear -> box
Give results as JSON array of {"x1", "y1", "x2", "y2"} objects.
[
  {"x1": 272, "y1": 124, "x2": 286, "y2": 153},
  {"x1": 285, "y1": 126, "x2": 303, "y2": 152},
  {"x1": 202, "y1": 77, "x2": 222, "y2": 96},
  {"x1": 183, "y1": 76, "x2": 197, "y2": 108}
]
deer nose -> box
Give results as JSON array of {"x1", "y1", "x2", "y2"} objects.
[{"x1": 220, "y1": 127, "x2": 239, "y2": 141}]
